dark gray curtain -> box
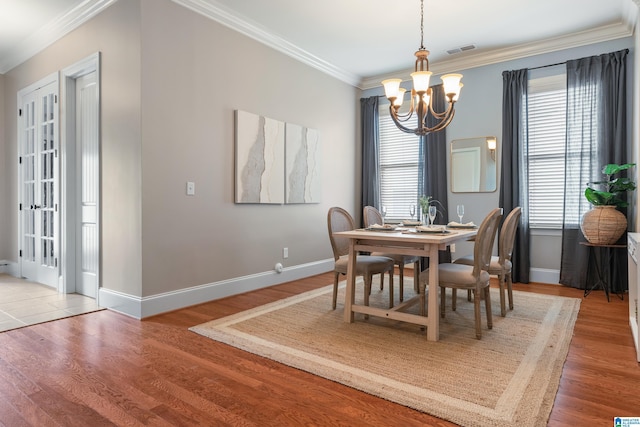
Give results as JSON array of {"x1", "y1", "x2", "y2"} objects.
[
  {"x1": 500, "y1": 69, "x2": 530, "y2": 283},
  {"x1": 560, "y1": 49, "x2": 629, "y2": 289},
  {"x1": 418, "y1": 84, "x2": 449, "y2": 224},
  {"x1": 419, "y1": 84, "x2": 451, "y2": 264},
  {"x1": 360, "y1": 96, "x2": 380, "y2": 215}
]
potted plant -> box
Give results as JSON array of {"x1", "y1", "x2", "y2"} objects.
[{"x1": 581, "y1": 163, "x2": 636, "y2": 244}]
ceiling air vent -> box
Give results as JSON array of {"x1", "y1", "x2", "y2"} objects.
[{"x1": 447, "y1": 44, "x2": 477, "y2": 55}]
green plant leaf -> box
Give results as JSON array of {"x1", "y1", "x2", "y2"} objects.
[{"x1": 585, "y1": 163, "x2": 636, "y2": 207}]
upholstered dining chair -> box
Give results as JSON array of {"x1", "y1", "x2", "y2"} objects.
[
  {"x1": 419, "y1": 208, "x2": 502, "y2": 339},
  {"x1": 327, "y1": 207, "x2": 395, "y2": 310},
  {"x1": 363, "y1": 206, "x2": 420, "y2": 303},
  {"x1": 453, "y1": 207, "x2": 522, "y2": 316}
]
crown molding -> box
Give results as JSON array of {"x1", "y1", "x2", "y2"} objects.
[
  {"x1": 0, "y1": 0, "x2": 117, "y2": 74},
  {"x1": 624, "y1": 0, "x2": 640, "y2": 30},
  {"x1": 175, "y1": 0, "x2": 634, "y2": 91},
  {"x1": 2, "y1": 0, "x2": 635, "y2": 89},
  {"x1": 360, "y1": 21, "x2": 635, "y2": 90},
  {"x1": 171, "y1": 0, "x2": 361, "y2": 87}
]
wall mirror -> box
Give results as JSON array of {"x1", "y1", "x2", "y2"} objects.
[{"x1": 450, "y1": 136, "x2": 498, "y2": 193}]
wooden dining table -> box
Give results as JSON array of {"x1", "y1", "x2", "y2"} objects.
[{"x1": 333, "y1": 227, "x2": 478, "y2": 341}]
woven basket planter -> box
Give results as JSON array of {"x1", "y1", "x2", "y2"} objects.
[{"x1": 580, "y1": 205, "x2": 627, "y2": 245}]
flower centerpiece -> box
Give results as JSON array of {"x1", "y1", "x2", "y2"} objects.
[{"x1": 581, "y1": 163, "x2": 636, "y2": 244}]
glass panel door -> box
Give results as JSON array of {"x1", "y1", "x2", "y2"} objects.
[{"x1": 19, "y1": 80, "x2": 59, "y2": 288}]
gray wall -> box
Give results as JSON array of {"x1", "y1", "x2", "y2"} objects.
[
  {"x1": 362, "y1": 37, "x2": 635, "y2": 278},
  {"x1": 1, "y1": 0, "x2": 359, "y2": 299},
  {"x1": 137, "y1": 0, "x2": 358, "y2": 295},
  {"x1": 3, "y1": 0, "x2": 144, "y2": 296}
]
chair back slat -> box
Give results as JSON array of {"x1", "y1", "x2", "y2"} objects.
[
  {"x1": 498, "y1": 207, "x2": 522, "y2": 264},
  {"x1": 363, "y1": 206, "x2": 383, "y2": 228},
  {"x1": 327, "y1": 207, "x2": 355, "y2": 259},
  {"x1": 473, "y1": 208, "x2": 503, "y2": 277}
]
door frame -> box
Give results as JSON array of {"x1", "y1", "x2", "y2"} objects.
[{"x1": 60, "y1": 52, "x2": 101, "y2": 299}]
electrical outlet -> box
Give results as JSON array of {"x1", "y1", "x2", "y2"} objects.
[
  {"x1": 186, "y1": 181, "x2": 195, "y2": 196},
  {"x1": 283, "y1": 247, "x2": 288, "y2": 259}
]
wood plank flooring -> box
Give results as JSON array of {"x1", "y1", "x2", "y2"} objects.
[{"x1": 0, "y1": 272, "x2": 638, "y2": 426}]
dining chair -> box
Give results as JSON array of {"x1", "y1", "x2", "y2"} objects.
[
  {"x1": 419, "y1": 208, "x2": 502, "y2": 339},
  {"x1": 453, "y1": 207, "x2": 522, "y2": 316},
  {"x1": 363, "y1": 206, "x2": 420, "y2": 303},
  {"x1": 327, "y1": 207, "x2": 396, "y2": 310}
]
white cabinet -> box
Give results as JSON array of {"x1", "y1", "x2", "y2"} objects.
[{"x1": 627, "y1": 233, "x2": 640, "y2": 362}]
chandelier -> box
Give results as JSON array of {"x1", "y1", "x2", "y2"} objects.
[{"x1": 381, "y1": 0, "x2": 463, "y2": 136}]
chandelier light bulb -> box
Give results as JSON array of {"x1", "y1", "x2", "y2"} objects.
[
  {"x1": 452, "y1": 83, "x2": 463, "y2": 101},
  {"x1": 393, "y1": 88, "x2": 407, "y2": 108},
  {"x1": 382, "y1": 78, "x2": 402, "y2": 101},
  {"x1": 442, "y1": 74, "x2": 463, "y2": 97},
  {"x1": 411, "y1": 71, "x2": 432, "y2": 93}
]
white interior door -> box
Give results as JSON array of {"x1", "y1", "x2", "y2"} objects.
[
  {"x1": 19, "y1": 80, "x2": 59, "y2": 288},
  {"x1": 75, "y1": 72, "x2": 99, "y2": 298}
]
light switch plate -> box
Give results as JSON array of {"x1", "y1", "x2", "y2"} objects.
[{"x1": 186, "y1": 181, "x2": 195, "y2": 195}]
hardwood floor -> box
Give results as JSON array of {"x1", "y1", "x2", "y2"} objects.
[{"x1": 0, "y1": 272, "x2": 638, "y2": 426}]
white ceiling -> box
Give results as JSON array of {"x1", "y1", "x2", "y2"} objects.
[{"x1": 0, "y1": 0, "x2": 637, "y2": 88}]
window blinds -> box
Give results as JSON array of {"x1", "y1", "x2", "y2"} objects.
[
  {"x1": 379, "y1": 107, "x2": 420, "y2": 222},
  {"x1": 526, "y1": 74, "x2": 567, "y2": 229}
]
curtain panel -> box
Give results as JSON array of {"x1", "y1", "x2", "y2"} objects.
[
  {"x1": 560, "y1": 49, "x2": 629, "y2": 289},
  {"x1": 419, "y1": 84, "x2": 449, "y2": 225},
  {"x1": 360, "y1": 96, "x2": 380, "y2": 222},
  {"x1": 500, "y1": 69, "x2": 530, "y2": 283},
  {"x1": 419, "y1": 84, "x2": 451, "y2": 264}
]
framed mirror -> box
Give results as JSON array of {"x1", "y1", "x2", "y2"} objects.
[{"x1": 450, "y1": 136, "x2": 497, "y2": 193}]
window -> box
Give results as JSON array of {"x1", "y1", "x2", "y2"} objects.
[
  {"x1": 526, "y1": 73, "x2": 598, "y2": 229},
  {"x1": 527, "y1": 74, "x2": 567, "y2": 229},
  {"x1": 378, "y1": 105, "x2": 420, "y2": 223}
]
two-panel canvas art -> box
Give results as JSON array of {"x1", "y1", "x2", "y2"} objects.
[{"x1": 235, "y1": 110, "x2": 321, "y2": 204}]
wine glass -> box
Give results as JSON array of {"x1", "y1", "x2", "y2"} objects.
[
  {"x1": 456, "y1": 204, "x2": 465, "y2": 223},
  {"x1": 428, "y1": 205, "x2": 437, "y2": 227},
  {"x1": 409, "y1": 205, "x2": 416, "y2": 221},
  {"x1": 381, "y1": 206, "x2": 387, "y2": 225}
]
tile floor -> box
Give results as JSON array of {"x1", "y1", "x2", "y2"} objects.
[{"x1": 0, "y1": 273, "x2": 103, "y2": 333}]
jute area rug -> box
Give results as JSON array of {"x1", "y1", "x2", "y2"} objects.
[{"x1": 190, "y1": 276, "x2": 580, "y2": 427}]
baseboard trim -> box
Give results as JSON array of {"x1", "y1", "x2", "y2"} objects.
[
  {"x1": 0, "y1": 260, "x2": 19, "y2": 277},
  {"x1": 99, "y1": 259, "x2": 334, "y2": 319},
  {"x1": 3, "y1": 258, "x2": 561, "y2": 317},
  {"x1": 530, "y1": 268, "x2": 560, "y2": 285}
]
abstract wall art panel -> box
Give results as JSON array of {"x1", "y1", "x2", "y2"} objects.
[
  {"x1": 235, "y1": 110, "x2": 285, "y2": 204},
  {"x1": 285, "y1": 123, "x2": 321, "y2": 204}
]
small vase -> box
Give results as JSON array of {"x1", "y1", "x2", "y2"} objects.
[{"x1": 580, "y1": 205, "x2": 627, "y2": 245}]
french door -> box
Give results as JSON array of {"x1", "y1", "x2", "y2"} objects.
[{"x1": 19, "y1": 79, "x2": 60, "y2": 288}]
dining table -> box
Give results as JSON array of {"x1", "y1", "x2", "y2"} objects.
[{"x1": 333, "y1": 226, "x2": 478, "y2": 341}]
